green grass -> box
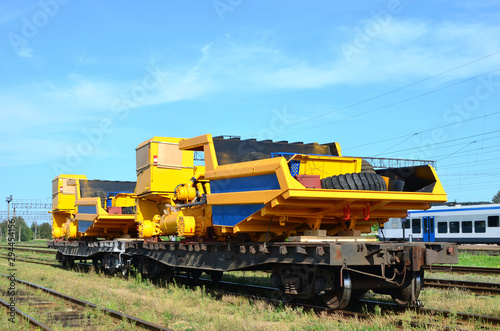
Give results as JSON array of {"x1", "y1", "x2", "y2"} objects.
[{"x1": 457, "y1": 252, "x2": 500, "y2": 268}]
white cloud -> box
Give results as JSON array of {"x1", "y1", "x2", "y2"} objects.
[
  {"x1": 195, "y1": 19, "x2": 500, "y2": 89},
  {"x1": 2, "y1": 18, "x2": 500, "y2": 167}
]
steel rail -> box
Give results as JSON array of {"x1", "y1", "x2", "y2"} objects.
[
  {"x1": 0, "y1": 296, "x2": 53, "y2": 330},
  {"x1": 0, "y1": 254, "x2": 55, "y2": 263},
  {"x1": 424, "y1": 265, "x2": 500, "y2": 275},
  {"x1": 425, "y1": 278, "x2": 500, "y2": 295},
  {"x1": 0, "y1": 255, "x2": 61, "y2": 267},
  {"x1": 419, "y1": 307, "x2": 500, "y2": 328},
  {"x1": 0, "y1": 273, "x2": 172, "y2": 331},
  {"x1": 184, "y1": 276, "x2": 500, "y2": 328},
  {"x1": 359, "y1": 299, "x2": 500, "y2": 328},
  {"x1": 0, "y1": 246, "x2": 56, "y2": 254},
  {"x1": 0, "y1": 244, "x2": 55, "y2": 250}
]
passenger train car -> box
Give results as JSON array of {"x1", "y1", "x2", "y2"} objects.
[{"x1": 380, "y1": 203, "x2": 500, "y2": 244}]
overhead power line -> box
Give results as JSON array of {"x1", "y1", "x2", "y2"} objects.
[
  {"x1": 380, "y1": 129, "x2": 500, "y2": 156},
  {"x1": 345, "y1": 111, "x2": 500, "y2": 150},
  {"x1": 274, "y1": 67, "x2": 500, "y2": 139},
  {"x1": 253, "y1": 50, "x2": 500, "y2": 138}
]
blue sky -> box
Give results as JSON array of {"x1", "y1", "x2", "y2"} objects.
[{"x1": 1, "y1": 1, "x2": 500, "y2": 223}]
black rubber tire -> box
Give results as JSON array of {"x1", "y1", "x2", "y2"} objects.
[
  {"x1": 338, "y1": 175, "x2": 350, "y2": 190},
  {"x1": 376, "y1": 175, "x2": 387, "y2": 191},
  {"x1": 361, "y1": 159, "x2": 376, "y2": 174},
  {"x1": 352, "y1": 173, "x2": 364, "y2": 190},
  {"x1": 358, "y1": 172, "x2": 370, "y2": 190},
  {"x1": 320, "y1": 173, "x2": 387, "y2": 191},
  {"x1": 322, "y1": 177, "x2": 334, "y2": 189}
]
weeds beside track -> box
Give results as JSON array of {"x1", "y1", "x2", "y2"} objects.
[{"x1": 0, "y1": 272, "x2": 172, "y2": 330}]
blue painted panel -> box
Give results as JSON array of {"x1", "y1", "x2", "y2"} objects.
[
  {"x1": 422, "y1": 216, "x2": 435, "y2": 242},
  {"x1": 212, "y1": 204, "x2": 265, "y2": 226},
  {"x1": 78, "y1": 220, "x2": 94, "y2": 233},
  {"x1": 210, "y1": 174, "x2": 280, "y2": 194},
  {"x1": 290, "y1": 160, "x2": 300, "y2": 177},
  {"x1": 78, "y1": 205, "x2": 97, "y2": 214}
]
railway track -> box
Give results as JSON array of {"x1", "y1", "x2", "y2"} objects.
[
  {"x1": 2, "y1": 255, "x2": 500, "y2": 329},
  {"x1": 458, "y1": 246, "x2": 500, "y2": 256},
  {"x1": 358, "y1": 299, "x2": 500, "y2": 328},
  {"x1": 425, "y1": 278, "x2": 500, "y2": 295},
  {"x1": 0, "y1": 245, "x2": 56, "y2": 255},
  {"x1": 0, "y1": 273, "x2": 171, "y2": 330},
  {"x1": 196, "y1": 277, "x2": 500, "y2": 328},
  {"x1": 425, "y1": 265, "x2": 500, "y2": 275}
]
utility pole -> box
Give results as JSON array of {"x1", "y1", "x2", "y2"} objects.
[
  {"x1": 16, "y1": 207, "x2": 20, "y2": 242},
  {"x1": 5, "y1": 196, "x2": 13, "y2": 243},
  {"x1": 6, "y1": 195, "x2": 12, "y2": 221}
]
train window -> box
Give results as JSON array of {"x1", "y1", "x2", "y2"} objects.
[
  {"x1": 437, "y1": 222, "x2": 447, "y2": 233},
  {"x1": 462, "y1": 221, "x2": 472, "y2": 233},
  {"x1": 488, "y1": 216, "x2": 499, "y2": 227},
  {"x1": 412, "y1": 219, "x2": 421, "y2": 233},
  {"x1": 475, "y1": 220, "x2": 486, "y2": 233},
  {"x1": 403, "y1": 219, "x2": 411, "y2": 229},
  {"x1": 450, "y1": 221, "x2": 459, "y2": 233}
]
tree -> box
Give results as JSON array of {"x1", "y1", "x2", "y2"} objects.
[
  {"x1": 493, "y1": 190, "x2": 500, "y2": 204},
  {"x1": 15, "y1": 217, "x2": 33, "y2": 241},
  {"x1": 0, "y1": 217, "x2": 33, "y2": 242},
  {"x1": 38, "y1": 222, "x2": 53, "y2": 239}
]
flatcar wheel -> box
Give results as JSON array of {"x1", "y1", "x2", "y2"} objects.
[
  {"x1": 322, "y1": 271, "x2": 352, "y2": 310},
  {"x1": 163, "y1": 267, "x2": 175, "y2": 283},
  {"x1": 271, "y1": 272, "x2": 293, "y2": 302},
  {"x1": 209, "y1": 271, "x2": 223, "y2": 282},
  {"x1": 121, "y1": 266, "x2": 130, "y2": 277},
  {"x1": 190, "y1": 269, "x2": 203, "y2": 280},
  {"x1": 92, "y1": 258, "x2": 99, "y2": 271},
  {"x1": 390, "y1": 271, "x2": 422, "y2": 306},
  {"x1": 278, "y1": 286, "x2": 293, "y2": 302},
  {"x1": 349, "y1": 290, "x2": 367, "y2": 306}
]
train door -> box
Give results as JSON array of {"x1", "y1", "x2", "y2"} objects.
[{"x1": 423, "y1": 216, "x2": 435, "y2": 242}]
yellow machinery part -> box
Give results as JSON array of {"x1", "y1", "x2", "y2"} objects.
[
  {"x1": 52, "y1": 213, "x2": 68, "y2": 239},
  {"x1": 175, "y1": 185, "x2": 197, "y2": 201},
  {"x1": 177, "y1": 215, "x2": 196, "y2": 237},
  {"x1": 62, "y1": 220, "x2": 77, "y2": 238},
  {"x1": 52, "y1": 227, "x2": 62, "y2": 239},
  {"x1": 158, "y1": 210, "x2": 197, "y2": 237},
  {"x1": 138, "y1": 219, "x2": 161, "y2": 238},
  {"x1": 138, "y1": 208, "x2": 208, "y2": 238}
]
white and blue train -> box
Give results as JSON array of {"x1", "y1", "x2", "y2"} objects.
[{"x1": 380, "y1": 203, "x2": 500, "y2": 244}]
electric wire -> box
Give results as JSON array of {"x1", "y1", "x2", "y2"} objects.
[
  {"x1": 273, "y1": 67, "x2": 500, "y2": 139},
  {"x1": 252, "y1": 50, "x2": 500, "y2": 138},
  {"x1": 379, "y1": 129, "x2": 500, "y2": 156},
  {"x1": 346, "y1": 111, "x2": 500, "y2": 150}
]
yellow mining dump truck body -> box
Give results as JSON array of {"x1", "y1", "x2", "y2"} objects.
[
  {"x1": 51, "y1": 175, "x2": 137, "y2": 240},
  {"x1": 167, "y1": 134, "x2": 447, "y2": 241},
  {"x1": 52, "y1": 134, "x2": 446, "y2": 241}
]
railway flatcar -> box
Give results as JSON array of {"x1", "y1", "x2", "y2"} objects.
[
  {"x1": 49, "y1": 134, "x2": 458, "y2": 309},
  {"x1": 380, "y1": 203, "x2": 500, "y2": 244}
]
